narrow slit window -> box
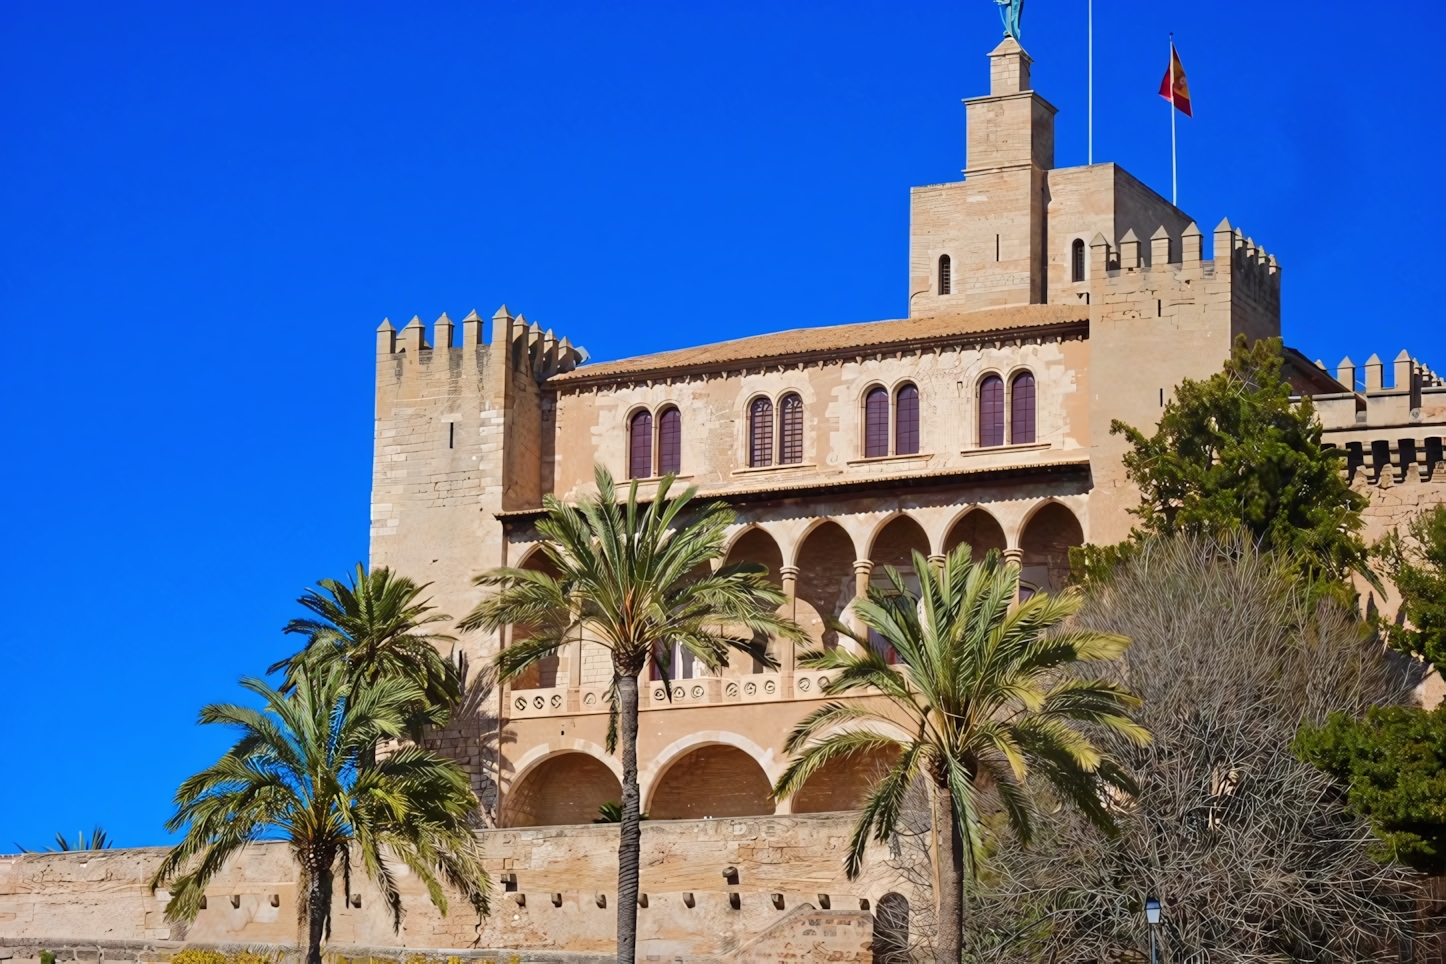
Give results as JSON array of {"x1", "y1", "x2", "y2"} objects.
[
  {"x1": 894, "y1": 384, "x2": 919, "y2": 455},
  {"x1": 864, "y1": 387, "x2": 890, "y2": 458},
  {"x1": 1071, "y1": 238, "x2": 1085, "y2": 282},
  {"x1": 748, "y1": 397, "x2": 774, "y2": 467},
  {"x1": 779, "y1": 393, "x2": 804, "y2": 464},
  {"x1": 628, "y1": 409, "x2": 653, "y2": 479},
  {"x1": 979, "y1": 376, "x2": 1005, "y2": 447},
  {"x1": 657, "y1": 407, "x2": 681, "y2": 475},
  {"x1": 938, "y1": 255, "x2": 952, "y2": 295},
  {"x1": 1010, "y1": 372, "x2": 1036, "y2": 444},
  {"x1": 448, "y1": 422, "x2": 454, "y2": 449}
]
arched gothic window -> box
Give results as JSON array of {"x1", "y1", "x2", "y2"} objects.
[
  {"x1": 1071, "y1": 238, "x2": 1085, "y2": 283},
  {"x1": 979, "y1": 375, "x2": 1004, "y2": 447},
  {"x1": 864, "y1": 387, "x2": 890, "y2": 458},
  {"x1": 779, "y1": 393, "x2": 804, "y2": 464},
  {"x1": 657, "y1": 407, "x2": 681, "y2": 475},
  {"x1": 628, "y1": 409, "x2": 653, "y2": 479},
  {"x1": 1010, "y1": 372, "x2": 1036, "y2": 444},
  {"x1": 938, "y1": 254, "x2": 952, "y2": 295},
  {"x1": 749, "y1": 396, "x2": 774, "y2": 468},
  {"x1": 894, "y1": 384, "x2": 919, "y2": 455}
]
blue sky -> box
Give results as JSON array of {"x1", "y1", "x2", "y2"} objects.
[{"x1": 2, "y1": 0, "x2": 1441, "y2": 849}]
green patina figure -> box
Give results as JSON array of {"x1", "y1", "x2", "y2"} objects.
[{"x1": 994, "y1": 0, "x2": 1024, "y2": 41}]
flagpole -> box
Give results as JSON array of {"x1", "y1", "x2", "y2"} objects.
[
  {"x1": 1169, "y1": 33, "x2": 1177, "y2": 206},
  {"x1": 1088, "y1": 0, "x2": 1093, "y2": 164}
]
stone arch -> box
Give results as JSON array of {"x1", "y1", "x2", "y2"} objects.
[
  {"x1": 502, "y1": 743, "x2": 623, "y2": 828},
  {"x1": 794, "y1": 520, "x2": 858, "y2": 651},
  {"x1": 722, "y1": 525, "x2": 787, "y2": 672},
  {"x1": 866, "y1": 513, "x2": 930, "y2": 568},
  {"x1": 507, "y1": 547, "x2": 564, "y2": 689},
  {"x1": 724, "y1": 525, "x2": 784, "y2": 585},
  {"x1": 643, "y1": 735, "x2": 777, "y2": 820},
  {"x1": 1019, "y1": 500, "x2": 1084, "y2": 594},
  {"x1": 942, "y1": 507, "x2": 1009, "y2": 562},
  {"x1": 790, "y1": 746, "x2": 899, "y2": 814}
]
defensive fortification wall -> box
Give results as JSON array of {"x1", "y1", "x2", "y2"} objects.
[{"x1": 0, "y1": 815, "x2": 911, "y2": 963}]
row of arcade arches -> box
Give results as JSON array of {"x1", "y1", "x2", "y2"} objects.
[{"x1": 502, "y1": 736, "x2": 899, "y2": 828}]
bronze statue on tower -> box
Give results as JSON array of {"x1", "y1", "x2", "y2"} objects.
[{"x1": 994, "y1": 0, "x2": 1024, "y2": 41}]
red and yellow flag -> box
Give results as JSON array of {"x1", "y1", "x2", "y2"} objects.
[{"x1": 1158, "y1": 43, "x2": 1192, "y2": 117}]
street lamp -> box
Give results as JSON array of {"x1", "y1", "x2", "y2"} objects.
[{"x1": 1145, "y1": 896, "x2": 1162, "y2": 964}]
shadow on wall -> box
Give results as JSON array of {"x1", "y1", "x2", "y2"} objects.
[{"x1": 419, "y1": 655, "x2": 501, "y2": 824}]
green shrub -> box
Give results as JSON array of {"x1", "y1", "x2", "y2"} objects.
[{"x1": 39, "y1": 951, "x2": 55, "y2": 964}]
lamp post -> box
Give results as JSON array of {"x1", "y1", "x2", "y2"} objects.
[{"x1": 1145, "y1": 896, "x2": 1162, "y2": 964}]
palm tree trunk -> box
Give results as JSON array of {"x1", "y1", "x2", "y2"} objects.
[
  {"x1": 615, "y1": 670, "x2": 642, "y2": 964},
  {"x1": 933, "y1": 782, "x2": 964, "y2": 964},
  {"x1": 304, "y1": 852, "x2": 332, "y2": 964}
]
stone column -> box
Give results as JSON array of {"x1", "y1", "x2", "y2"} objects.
[
  {"x1": 568, "y1": 630, "x2": 583, "y2": 688},
  {"x1": 1003, "y1": 549, "x2": 1025, "y2": 603},
  {"x1": 778, "y1": 565, "x2": 800, "y2": 676},
  {"x1": 851, "y1": 560, "x2": 874, "y2": 636},
  {"x1": 927, "y1": 554, "x2": 947, "y2": 571}
]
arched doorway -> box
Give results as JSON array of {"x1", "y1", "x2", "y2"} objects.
[
  {"x1": 873, "y1": 893, "x2": 910, "y2": 964},
  {"x1": 942, "y1": 508, "x2": 1007, "y2": 562},
  {"x1": 647, "y1": 745, "x2": 774, "y2": 820},
  {"x1": 791, "y1": 746, "x2": 898, "y2": 813},
  {"x1": 502, "y1": 753, "x2": 622, "y2": 827},
  {"x1": 794, "y1": 521, "x2": 857, "y2": 651},
  {"x1": 1019, "y1": 502, "x2": 1084, "y2": 594}
]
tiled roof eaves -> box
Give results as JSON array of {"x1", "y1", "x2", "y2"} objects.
[
  {"x1": 494, "y1": 456, "x2": 1093, "y2": 522},
  {"x1": 547, "y1": 311, "x2": 1088, "y2": 389}
]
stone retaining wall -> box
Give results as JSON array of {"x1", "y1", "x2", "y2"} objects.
[{"x1": 0, "y1": 815, "x2": 913, "y2": 962}]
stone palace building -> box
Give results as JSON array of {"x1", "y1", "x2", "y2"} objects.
[
  {"x1": 371, "y1": 35, "x2": 1444, "y2": 835},
  {"x1": 5, "y1": 35, "x2": 1446, "y2": 964}
]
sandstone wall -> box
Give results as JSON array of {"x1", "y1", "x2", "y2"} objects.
[{"x1": 0, "y1": 815, "x2": 913, "y2": 962}]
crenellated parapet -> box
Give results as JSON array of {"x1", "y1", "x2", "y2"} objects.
[
  {"x1": 376, "y1": 305, "x2": 586, "y2": 381},
  {"x1": 1312, "y1": 349, "x2": 1446, "y2": 436}
]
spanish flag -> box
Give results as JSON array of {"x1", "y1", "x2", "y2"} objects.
[{"x1": 1158, "y1": 43, "x2": 1192, "y2": 117}]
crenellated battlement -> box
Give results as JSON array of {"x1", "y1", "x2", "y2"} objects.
[
  {"x1": 376, "y1": 305, "x2": 587, "y2": 381},
  {"x1": 1088, "y1": 217, "x2": 1281, "y2": 284}
]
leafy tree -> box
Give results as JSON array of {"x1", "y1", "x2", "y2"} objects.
[
  {"x1": 772, "y1": 545, "x2": 1148, "y2": 964},
  {"x1": 268, "y1": 564, "x2": 461, "y2": 728},
  {"x1": 1374, "y1": 504, "x2": 1446, "y2": 672},
  {"x1": 967, "y1": 536, "x2": 1418, "y2": 964},
  {"x1": 14, "y1": 826, "x2": 113, "y2": 853},
  {"x1": 1296, "y1": 703, "x2": 1446, "y2": 875},
  {"x1": 459, "y1": 466, "x2": 805, "y2": 964},
  {"x1": 1082, "y1": 336, "x2": 1374, "y2": 592},
  {"x1": 149, "y1": 664, "x2": 488, "y2": 964}
]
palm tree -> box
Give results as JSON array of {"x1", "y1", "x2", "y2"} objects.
[
  {"x1": 772, "y1": 546, "x2": 1149, "y2": 964},
  {"x1": 14, "y1": 826, "x2": 113, "y2": 853},
  {"x1": 459, "y1": 466, "x2": 807, "y2": 964},
  {"x1": 150, "y1": 664, "x2": 488, "y2": 964},
  {"x1": 269, "y1": 564, "x2": 461, "y2": 728}
]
